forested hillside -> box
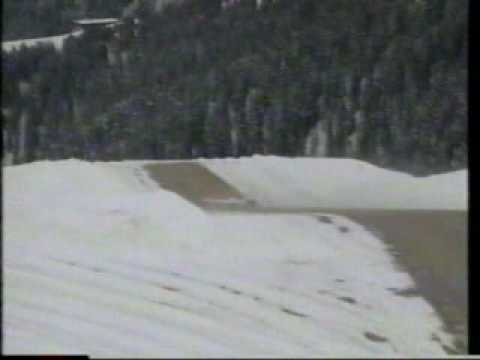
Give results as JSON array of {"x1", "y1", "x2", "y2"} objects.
[{"x1": 2, "y1": 0, "x2": 467, "y2": 175}]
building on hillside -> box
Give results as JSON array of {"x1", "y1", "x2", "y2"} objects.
[
  {"x1": 72, "y1": 18, "x2": 123, "y2": 40},
  {"x1": 73, "y1": 18, "x2": 122, "y2": 29},
  {"x1": 72, "y1": 18, "x2": 140, "y2": 67}
]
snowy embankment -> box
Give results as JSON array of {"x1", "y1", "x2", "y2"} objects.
[
  {"x1": 200, "y1": 156, "x2": 468, "y2": 210},
  {"x1": 2, "y1": 29, "x2": 84, "y2": 53},
  {"x1": 4, "y1": 159, "x2": 456, "y2": 356}
]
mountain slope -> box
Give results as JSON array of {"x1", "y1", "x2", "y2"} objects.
[{"x1": 2, "y1": 0, "x2": 467, "y2": 175}]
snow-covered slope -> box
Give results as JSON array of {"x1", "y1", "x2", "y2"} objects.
[
  {"x1": 3, "y1": 159, "x2": 456, "y2": 357},
  {"x1": 200, "y1": 156, "x2": 468, "y2": 210},
  {"x1": 2, "y1": 29, "x2": 84, "y2": 53}
]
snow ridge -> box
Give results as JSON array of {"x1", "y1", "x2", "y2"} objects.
[{"x1": 200, "y1": 155, "x2": 467, "y2": 210}]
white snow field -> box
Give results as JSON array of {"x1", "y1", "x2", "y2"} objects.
[
  {"x1": 2, "y1": 29, "x2": 84, "y2": 53},
  {"x1": 3, "y1": 159, "x2": 459, "y2": 357},
  {"x1": 200, "y1": 155, "x2": 468, "y2": 210}
]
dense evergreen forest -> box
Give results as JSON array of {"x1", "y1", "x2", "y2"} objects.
[{"x1": 2, "y1": 0, "x2": 467, "y2": 175}]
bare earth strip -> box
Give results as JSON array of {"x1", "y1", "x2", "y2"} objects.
[
  {"x1": 144, "y1": 162, "x2": 468, "y2": 354},
  {"x1": 144, "y1": 162, "x2": 245, "y2": 207},
  {"x1": 333, "y1": 209, "x2": 467, "y2": 353}
]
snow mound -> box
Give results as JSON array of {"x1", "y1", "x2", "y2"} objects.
[
  {"x1": 3, "y1": 159, "x2": 212, "y2": 258},
  {"x1": 200, "y1": 155, "x2": 467, "y2": 210}
]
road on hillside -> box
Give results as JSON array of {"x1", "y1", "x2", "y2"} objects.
[{"x1": 144, "y1": 162, "x2": 468, "y2": 354}]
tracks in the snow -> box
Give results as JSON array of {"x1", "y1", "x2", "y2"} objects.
[
  {"x1": 143, "y1": 161, "x2": 468, "y2": 354},
  {"x1": 5, "y1": 256, "x2": 349, "y2": 354}
]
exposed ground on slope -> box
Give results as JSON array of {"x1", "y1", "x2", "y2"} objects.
[
  {"x1": 143, "y1": 162, "x2": 468, "y2": 354},
  {"x1": 334, "y1": 209, "x2": 467, "y2": 353},
  {"x1": 144, "y1": 162, "x2": 246, "y2": 207}
]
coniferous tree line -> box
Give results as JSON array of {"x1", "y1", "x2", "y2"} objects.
[{"x1": 2, "y1": 0, "x2": 467, "y2": 175}]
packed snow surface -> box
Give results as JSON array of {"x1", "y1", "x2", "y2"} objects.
[
  {"x1": 4, "y1": 159, "x2": 456, "y2": 357},
  {"x1": 200, "y1": 155, "x2": 468, "y2": 210},
  {"x1": 2, "y1": 29, "x2": 84, "y2": 53}
]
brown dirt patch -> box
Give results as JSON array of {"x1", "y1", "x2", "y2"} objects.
[
  {"x1": 144, "y1": 162, "x2": 246, "y2": 207},
  {"x1": 343, "y1": 209, "x2": 467, "y2": 354}
]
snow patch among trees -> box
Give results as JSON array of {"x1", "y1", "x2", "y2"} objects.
[{"x1": 2, "y1": 29, "x2": 84, "y2": 53}]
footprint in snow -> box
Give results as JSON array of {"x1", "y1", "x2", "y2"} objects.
[
  {"x1": 219, "y1": 285, "x2": 243, "y2": 295},
  {"x1": 364, "y1": 331, "x2": 389, "y2": 343},
  {"x1": 337, "y1": 296, "x2": 357, "y2": 305},
  {"x1": 285, "y1": 259, "x2": 314, "y2": 266},
  {"x1": 316, "y1": 215, "x2": 333, "y2": 224},
  {"x1": 281, "y1": 307, "x2": 308, "y2": 318},
  {"x1": 161, "y1": 285, "x2": 181, "y2": 292},
  {"x1": 387, "y1": 287, "x2": 419, "y2": 297}
]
